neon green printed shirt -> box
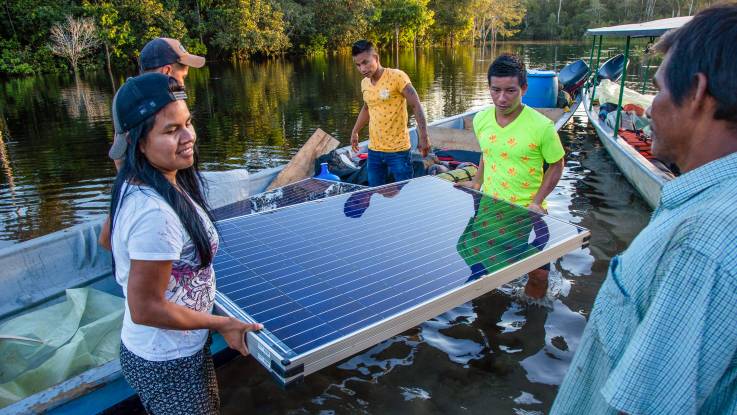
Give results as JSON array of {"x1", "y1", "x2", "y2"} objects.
[{"x1": 473, "y1": 105, "x2": 565, "y2": 207}]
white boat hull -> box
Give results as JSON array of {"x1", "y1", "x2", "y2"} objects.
[{"x1": 582, "y1": 87, "x2": 672, "y2": 209}]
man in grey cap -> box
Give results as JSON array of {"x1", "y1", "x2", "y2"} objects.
[
  {"x1": 100, "y1": 38, "x2": 205, "y2": 251},
  {"x1": 108, "y1": 38, "x2": 205, "y2": 169}
]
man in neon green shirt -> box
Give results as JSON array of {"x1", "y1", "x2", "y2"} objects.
[{"x1": 458, "y1": 53, "x2": 565, "y2": 299}]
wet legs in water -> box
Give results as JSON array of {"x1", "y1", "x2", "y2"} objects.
[{"x1": 525, "y1": 268, "x2": 549, "y2": 299}]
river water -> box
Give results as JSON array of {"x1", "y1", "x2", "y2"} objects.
[{"x1": 1, "y1": 43, "x2": 656, "y2": 413}]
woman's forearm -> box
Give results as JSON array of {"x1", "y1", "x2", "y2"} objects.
[
  {"x1": 129, "y1": 297, "x2": 230, "y2": 331},
  {"x1": 127, "y1": 259, "x2": 231, "y2": 331}
]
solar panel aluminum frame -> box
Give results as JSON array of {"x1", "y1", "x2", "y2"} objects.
[{"x1": 214, "y1": 182, "x2": 591, "y2": 388}]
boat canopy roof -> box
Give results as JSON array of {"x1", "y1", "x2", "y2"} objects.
[{"x1": 586, "y1": 16, "x2": 692, "y2": 38}]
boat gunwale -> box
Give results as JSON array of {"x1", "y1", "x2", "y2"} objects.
[{"x1": 582, "y1": 87, "x2": 671, "y2": 208}]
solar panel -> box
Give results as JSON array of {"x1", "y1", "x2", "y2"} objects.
[
  {"x1": 213, "y1": 176, "x2": 589, "y2": 387},
  {"x1": 211, "y1": 178, "x2": 365, "y2": 220}
]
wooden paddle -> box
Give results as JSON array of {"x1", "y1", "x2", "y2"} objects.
[{"x1": 266, "y1": 128, "x2": 340, "y2": 190}]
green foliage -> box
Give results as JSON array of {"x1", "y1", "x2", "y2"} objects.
[
  {"x1": 278, "y1": 0, "x2": 373, "y2": 53},
  {"x1": 310, "y1": 0, "x2": 374, "y2": 49},
  {"x1": 118, "y1": 0, "x2": 188, "y2": 54},
  {"x1": 82, "y1": 1, "x2": 134, "y2": 60},
  {"x1": 277, "y1": 0, "x2": 323, "y2": 54},
  {"x1": 372, "y1": 0, "x2": 434, "y2": 47},
  {"x1": 186, "y1": 40, "x2": 208, "y2": 57},
  {"x1": 0, "y1": 0, "x2": 724, "y2": 75},
  {"x1": 0, "y1": 40, "x2": 35, "y2": 75},
  {"x1": 209, "y1": 0, "x2": 291, "y2": 58},
  {"x1": 429, "y1": 0, "x2": 473, "y2": 46},
  {"x1": 2, "y1": 0, "x2": 75, "y2": 44},
  {"x1": 0, "y1": 0, "x2": 75, "y2": 73},
  {"x1": 518, "y1": 0, "x2": 711, "y2": 40},
  {"x1": 0, "y1": 39, "x2": 63, "y2": 75},
  {"x1": 472, "y1": 0, "x2": 526, "y2": 45}
]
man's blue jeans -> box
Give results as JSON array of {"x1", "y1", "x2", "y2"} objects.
[{"x1": 367, "y1": 149, "x2": 413, "y2": 186}]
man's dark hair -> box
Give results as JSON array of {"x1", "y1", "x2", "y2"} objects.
[
  {"x1": 352, "y1": 40, "x2": 376, "y2": 57},
  {"x1": 655, "y1": 4, "x2": 737, "y2": 124},
  {"x1": 488, "y1": 53, "x2": 527, "y2": 87}
]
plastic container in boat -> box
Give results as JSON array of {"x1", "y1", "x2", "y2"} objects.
[
  {"x1": 522, "y1": 70, "x2": 558, "y2": 108},
  {"x1": 315, "y1": 162, "x2": 340, "y2": 182}
]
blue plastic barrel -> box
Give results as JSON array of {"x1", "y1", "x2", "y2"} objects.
[{"x1": 522, "y1": 70, "x2": 558, "y2": 108}]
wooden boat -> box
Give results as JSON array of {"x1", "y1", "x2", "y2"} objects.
[
  {"x1": 0, "y1": 66, "x2": 583, "y2": 415},
  {"x1": 582, "y1": 16, "x2": 692, "y2": 208}
]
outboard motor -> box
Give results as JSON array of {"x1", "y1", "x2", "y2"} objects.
[
  {"x1": 558, "y1": 59, "x2": 590, "y2": 95},
  {"x1": 597, "y1": 54, "x2": 627, "y2": 83}
]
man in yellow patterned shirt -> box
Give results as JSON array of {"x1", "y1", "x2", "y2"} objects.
[
  {"x1": 458, "y1": 54, "x2": 565, "y2": 299},
  {"x1": 350, "y1": 40, "x2": 431, "y2": 186}
]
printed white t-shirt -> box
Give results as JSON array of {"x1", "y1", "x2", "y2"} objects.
[{"x1": 112, "y1": 184, "x2": 219, "y2": 361}]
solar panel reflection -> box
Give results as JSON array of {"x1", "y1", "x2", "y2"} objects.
[{"x1": 212, "y1": 178, "x2": 365, "y2": 220}]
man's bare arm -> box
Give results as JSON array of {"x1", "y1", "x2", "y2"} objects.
[
  {"x1": 402, "y1": 84, "x2": 430, "y2": 157},
  {"x1": 98, "y1": 215, "x2": 112, "y2": 250},
  {"x1": 529, "y1": 158, "x2": 564, "y2": 213},
  {"x1": 351, "y1": 104, "x2": 369, "y2": 152}
]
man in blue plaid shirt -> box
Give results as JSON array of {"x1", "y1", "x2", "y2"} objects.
[{"x1": 552, "y1": 5, "x2": 737, "y2": 415}]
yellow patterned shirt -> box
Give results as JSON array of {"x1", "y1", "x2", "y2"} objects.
[
  {"x1": 361, "y1": 68, "x2": 412, "y2": 152},
  {"x1": 473, "y1": 105, "x2": 564, "y2": 207}
]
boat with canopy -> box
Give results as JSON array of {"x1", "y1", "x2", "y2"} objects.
[{"x1": 582, "y1": 16, "x2": 692, "y2": 208}]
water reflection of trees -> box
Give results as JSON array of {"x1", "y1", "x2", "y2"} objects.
[
  {"x1": 191, "y1": 49, "x2": 486, "y2": 171},
  {"x1": 3, "y1": 44, "x2": 640, "y2": 243},
  {"x1": 59, "y1": 78, "x2": 111, "y2": 121},
  {"x1": 191, "y1": 55, "x2": 380, "y2": 170},
  {"x1": 0, "y1": 74, "x2": 115, "y2": 243},
  {"x1": 189, "y1": 59, "x2": 295, "y2": 170},
  {"x1": 0, "y1": 115, "x2": 16, "y2": 198}
]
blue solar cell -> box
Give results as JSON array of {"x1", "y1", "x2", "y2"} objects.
[{"x1": 214, "y1": 176, "x2": 589, "y2": 385}]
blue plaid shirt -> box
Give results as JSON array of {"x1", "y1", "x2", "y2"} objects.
[{"x1": 552, "y1": 152, "x2": 737, "y2": 415}]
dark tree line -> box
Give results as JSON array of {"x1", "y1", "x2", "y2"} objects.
[{"x1": 0, "y1": 0, "x2": 725, "y2": 76}]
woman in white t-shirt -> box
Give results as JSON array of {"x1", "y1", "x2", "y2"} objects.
[{"x1": 108, "y1": 73, "x2": 262, "y2": 414}]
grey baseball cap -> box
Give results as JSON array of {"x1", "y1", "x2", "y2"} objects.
[
  {"x1": 139, "y1": 38, "x2": 205, "y2": 71},
  {"x1": 108, "y1": 91, "x2": 127, "y2": 160}
]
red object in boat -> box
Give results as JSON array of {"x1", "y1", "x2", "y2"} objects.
[
  {"x1": 619, "y1": 129, "x2": 655, "y2": 159},
  {"x1": 623, "y1": 103, "x2": 645, "y2": 116}
]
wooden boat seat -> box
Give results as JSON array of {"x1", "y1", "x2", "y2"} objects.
[{"x1": 427, "y1": 126, "x2": 480, "y2": 152}]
